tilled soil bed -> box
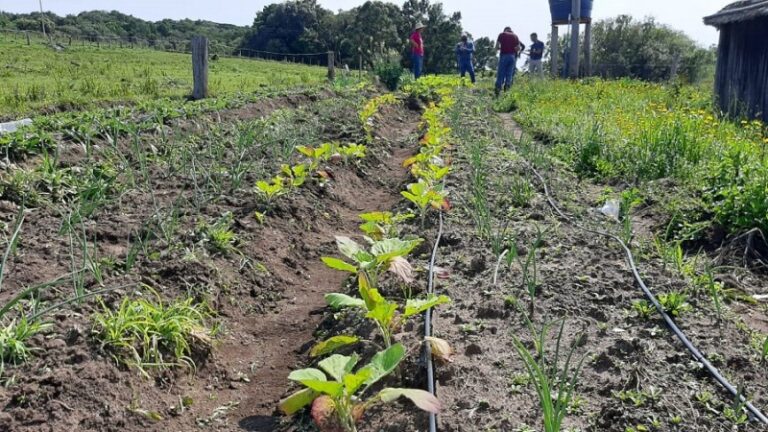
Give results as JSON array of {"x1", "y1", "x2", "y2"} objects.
[
  {"x1": 0, "y1": 90, "x2": 422, "y2": 431},
  {"x1": 427, "y1": 92, "x2": 768, "y2": 432}
]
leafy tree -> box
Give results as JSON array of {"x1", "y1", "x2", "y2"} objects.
[
  {"x1": 240, "y1": 0, "x2": 330, "y2": 55},
  {"x1": 473, "y1": 37, "x2": 496, "y2": 72},
  {"x1": 344, "y1": 1, "x2": 405, "y2": 69},
  {"x1": 401, "y1": 0, "x2": 463, "y2": 74},
  {"x1": 590, "y1": 15, "x2": 714, "y2": 82}
]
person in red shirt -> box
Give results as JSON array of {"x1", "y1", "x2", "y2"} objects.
[
  {"x1": 494, "y1": 27, "x2": 520, "y2": 96},
  {"x1": 410, "y1": 22, "x2": 425, "y2": 79}
]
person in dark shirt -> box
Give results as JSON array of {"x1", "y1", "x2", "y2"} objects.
[
  {"x1": 494, "y1": 27, "x2": 520, "y2": 96},
  {"x1": 527, "y1": 33, "x2": 545, "y2": 77},
  {"x1": 455, "y1": 33, "x2": 476, "y2": 83}
]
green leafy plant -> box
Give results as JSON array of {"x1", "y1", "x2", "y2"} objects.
[
  {"x1": 93, "y1": 293, "x2": 217, "y2": 376},
  {"x1": 195, "y1": 212, "x2": 238, "y2": 254},
  {"x1": 374, "y1": 60, "x2": 405, "y2": 91},
  {"x1": 401, "y1": 180, "x2": 448, "y2": 226},
  {"x1": 321, "y1": 236, "x2": 422, "y2": 289},
  {"x1": 339, "y1": 144, "x2": 367, "y2": 163},
  {"x1": 631, "y1": 300, "x2": 655, "y2": 320},
  {"x1": 297, "y1": 143, "x2": 334, "y2": 171},
  {"x1": 357, "y1": 211, "x2": 414, "y2": 240},
  {"x1": 512, "y1": 316, "x2": 585, "y2": 432},
  {"x1": 658, "y1": 291, "x2": 692, "y2": 317},
  {"x1": 255, "y1": 176, "x2": 287, "y2": 209},
  {"x1": 0, "y1": 316, "x2": 51, "y2": 367},
  {"x1": 613, "y1": 388, "x2": 661, "y2": 407},
  {"x1": 761, "y1": 335, "x2": 768, "y2": 363},
  {"x1": 280, "y1": 163, "x2": 309, "y2": 188},
  {"x1": 324, "y1": 274, "x2": 450, "y2": 347},
  {"x1": 279, "y1": 344, "x2": 440, "y2": 432}
]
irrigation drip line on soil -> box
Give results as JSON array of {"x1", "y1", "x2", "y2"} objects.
[
  {"x1": 424, "y1": 210, "x2": 444, "y2": 432},
  {"x1": 521, "y1": 156, "x2": 768, "y2": 425}
]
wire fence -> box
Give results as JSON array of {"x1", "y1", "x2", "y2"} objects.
[{"x1": 0, "y1": 28, "x2": 343, "y2": 68}]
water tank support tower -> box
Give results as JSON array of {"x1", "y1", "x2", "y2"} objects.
[{"x1": 550, "y1": 0, "x2": 593, "y2": 77}]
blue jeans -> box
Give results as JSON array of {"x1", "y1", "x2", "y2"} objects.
[
  {"x1": 459, "y1": 59, "x2": 475, "y2": 83},
  {"x1": 412, "y1": 54, "x2": 423, "y2": 79},
  {"x1": 496, "y1": 54, "x2": 516, "y2": 90}
]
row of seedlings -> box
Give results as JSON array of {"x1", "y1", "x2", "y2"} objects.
[{"x1": 278, "y1": 85, "x2": 459, "y2": 432}]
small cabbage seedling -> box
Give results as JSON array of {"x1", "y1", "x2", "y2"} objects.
[
  {"x1": 255, "y1": 176, "x2": 286, "y2": 209},
  {"x1": 339, "y1": 144, "x2": 367, "y2": 163},
  {"x1": 279, "y1": 344, "x2": 440, "y2": 432},
  {"x1": 657, "y1": 291, "x2": 692, "y2": 317},
  {"x1": 358, "y1": 211, "x2": 414, "y2": 240},
  {"x1": 297, "y1": 144, "x2": 332, "y2": 171},
  {"x1": 324, "y1": 275, "x2": 450, "y2": 347},
  {"x1": 413, "y1": 162, "x2": 451, "y2": 184},
  {"x1": 280, "y1": 163, "x2": 309, "y2": 188},
  {"x1": 321, "y1": 236, "x2": 422, "y2": 288},
  {"x1": 401, "y1": 180, "x2": 449, "y2": 225}
]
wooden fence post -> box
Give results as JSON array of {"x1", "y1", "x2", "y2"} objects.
[
  {"x1": 26, "y1": 31, "x2": 30, "y2": 46},
  {"x1": 191, "y1": 36, "x2": 209, "y2": 100},
  {"x1": 327, "y1": 51, "x2": 335, "y2": 81}
]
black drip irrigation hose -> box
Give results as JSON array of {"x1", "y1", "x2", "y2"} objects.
[
  {"x1": 424, "y1": 211, "x2": 444, "y2": 432},
  {"x1": 524, "y1": 161, "x2": 768, "y2": 425}
]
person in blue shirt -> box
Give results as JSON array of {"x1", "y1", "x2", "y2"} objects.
[
  {"x1": 527, "y1": 33, "x2": 545, "y2": 77},
  {"x1": 455, "y1": 33, "x2": 475, "y2": 84}
]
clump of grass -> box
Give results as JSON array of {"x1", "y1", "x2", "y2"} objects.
[
  {"x1": 631, "y1": 300, "x2": 655, "y2": 320},
  {"x1": 658, "y1": 291, "x2": 692, "y2": 317},
  {"x1": 93, "y1": 293, "x2": 217, "y2": 376},
  {"x1": 511, "y1": 316, "x2": 585, "y2": 432},
  {"x1": 195, "y1": 212, "x2": 238, "y2": 254},
  {"x1": 0, "y1": 317, "x2": 51, "y2": 367}
]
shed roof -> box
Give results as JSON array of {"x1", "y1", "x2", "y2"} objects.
[{"x1": 704, "y1": 0, "x2": 768, "y2": 26}]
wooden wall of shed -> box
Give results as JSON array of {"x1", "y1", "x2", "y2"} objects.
[{"x1": 714, "y1": 17, "x2": 768, "y2": 123}]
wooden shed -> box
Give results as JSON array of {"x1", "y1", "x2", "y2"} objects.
[{"x1": 704, "y1": 0, "x2": 768, "y2": 123}]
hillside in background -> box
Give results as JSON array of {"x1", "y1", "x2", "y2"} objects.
[{"x1": 0, "y1": 9, "x2": 248, "y2": 53}]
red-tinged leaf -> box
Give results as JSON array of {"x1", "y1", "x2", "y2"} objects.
[
  {"x1": 388, "y1": 256, "x2": 414, "y2": 283},
  {"x1": 432, "y1": 266, "x2": 451, "y2": 279},
  {"x1": 378, "y1": 388, "x2": 442, "y2": 413},
  {"x1": 439, "y1": 198, "x2": 452, "y2": 211},
  {"x1": 425, "y1": 336, "x2": 454, "y2": 363}
]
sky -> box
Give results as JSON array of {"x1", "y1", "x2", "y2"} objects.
[{"x1": 0, "y1": 0, "x2": 733, "y2": 47}]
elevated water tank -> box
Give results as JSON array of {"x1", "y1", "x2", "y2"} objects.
[{"x1": 549, "y1": 0, "x2": 593, "y2": 24}]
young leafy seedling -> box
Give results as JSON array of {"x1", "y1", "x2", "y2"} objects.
[
  {"x1": 658, "y1": 291, "x2": 692, "y2": 317},
  {"x1": 280, "y1": 163, "x2": 308, "y2": 188},
  {"x1": 321, "y1": 236, "x2": 422, "y2": 288},
  {"x1": 255, "y1": 176, "x2": 286, "y2": 210},
  {"x1": 279, "y1": 344, "x2": 440, "y2": 432},
  {"x1": 401, "y1": 180, "x2": 449, "y2": 226},
  {"x1": 358, "y1": 211, "x2": 414, "y2": 240},
  {"x1": 324, "y1": 273, "x2": 450, "y2": 348}
]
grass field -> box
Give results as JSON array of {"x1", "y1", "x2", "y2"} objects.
[
  {"x1": 498, "y1": 78, "x2": 768, "y2": 235},
  {"x1": 0, "y1": 36, "x2": 327, "y2": 118}
]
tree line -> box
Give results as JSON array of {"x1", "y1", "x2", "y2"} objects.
[
  {"x1": 0, "y1": 5, "x2": 714, "y2": 82},
  {"x1": 0, "y1": 10, "x2": 247, "y2": 54}
]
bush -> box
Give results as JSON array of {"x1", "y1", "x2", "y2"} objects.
[{"x1": 374, "y1": 60, "x2": 404, "y2": 91}]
